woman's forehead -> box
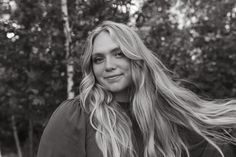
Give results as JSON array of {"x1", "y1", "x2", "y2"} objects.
[{"x1": 92, "y1": 31, "x2": 119, "y2": 55}]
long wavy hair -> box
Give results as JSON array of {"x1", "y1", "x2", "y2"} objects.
[{"x1": 78, "y1": 21, "x2": 236, "y2": 157}]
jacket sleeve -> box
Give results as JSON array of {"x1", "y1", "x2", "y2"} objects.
[
  {"x1": 181, "y1": 127, "x2": 236, "y2": 157},
  {"x1": 189, "y1": 128, "x2": 236, "y2": 157},
  {"x1": 36, "y1": 99, "x2": 88, "y2": 157}
]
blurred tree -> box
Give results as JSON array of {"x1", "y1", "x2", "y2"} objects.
[
  {"x1": 0, "y1": 0, "x2": 132, "y2": 156},
  {"x1": 1, "y1": 0, "x2": 235, "y2": 156},
  {"x1": 61, "y1": 0, "x2": 74, "y2": 99},
  {"x1": 136, "y1": 0, "x2": 236, "y2": 99}
]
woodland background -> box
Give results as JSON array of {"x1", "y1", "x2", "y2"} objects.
[{"x1": 0, "y1": 0, "x2": 236, "y2": 156}]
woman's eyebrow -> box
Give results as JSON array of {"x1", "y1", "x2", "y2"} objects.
[
  {"x1": 110, "y1": 47, "x2": 121, "y2": 53},
  {"x1": 92, "y1": 47, "x2": 120, "y2": 55}
]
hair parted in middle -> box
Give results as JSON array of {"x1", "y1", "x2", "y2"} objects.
[{"x1": 78, "y1": 21, "x2": 236, "y2": 157}]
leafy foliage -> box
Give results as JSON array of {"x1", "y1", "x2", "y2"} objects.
[
  {"x1": 137, "y1": 0, "x2": 236, "y2": 98},
  {"x1": 1, "y1": 0, "x2": 236, "y2": 156},
  {"x1": 0, "y1": 0, "x2": 132, "y2": 156}
]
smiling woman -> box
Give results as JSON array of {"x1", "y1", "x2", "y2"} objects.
[
  {"x1": 92, "y1": 31, "x2": 132, "y2": 102},
  {"x1": 37, "y1": 21, "x2": 236, "y2": 157}
]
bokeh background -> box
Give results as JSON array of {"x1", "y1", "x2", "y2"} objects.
[{"x1": 0, "y1": 0, "x2": 236, "y2": 156}]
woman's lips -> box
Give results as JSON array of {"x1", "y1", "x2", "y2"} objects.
[{"x1": 104, "y1": 74, "x2": 123, "y2": 80}]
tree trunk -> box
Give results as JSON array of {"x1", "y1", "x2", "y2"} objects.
[
  {"x1": 61, "y1": 0, "x2": 75, "y2": 99},
  {"x1": 0, "y1": 146, "x2": 2, "y2": 157},
  {"x1": 29, "y1": 117, "x2": 33, "y2": 157},
  {"x1": 11, "y1": 115, "x2": 23, "y2": 157},
  {"x1": 27, "y1": 99, "x2": 34, "y2": 157}
]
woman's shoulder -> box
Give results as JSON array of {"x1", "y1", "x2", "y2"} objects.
[
  {"x1": 43, "y1": 98, "x2": 90, "y2": 133},
  {"x1": 52, "y1": 98, "x2": 89, "y2": 119},
  {"x1": 37, "y1": 98, "x2": 90, "y2": 157},
  {"x1": 46, "y1": 98, "x2": 91, "y2": 131}
]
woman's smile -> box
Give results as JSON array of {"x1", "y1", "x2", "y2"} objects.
[
  {"x1": 92, "y1": 31, "x2": 132, "y2": 101},
  {"x1": 104, "y1": 74, "x2": 123, "y2": 80}
]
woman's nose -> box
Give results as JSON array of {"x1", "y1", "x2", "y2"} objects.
[{"x1": 105, "y1": 57, "x2": 116, "y2": 72}]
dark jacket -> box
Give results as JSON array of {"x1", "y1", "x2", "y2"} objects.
[{"x1": 37, "y1": 99, "x2": 236, "y2": 157}]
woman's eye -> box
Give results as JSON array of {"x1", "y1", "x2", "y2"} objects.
[
  {"x1": 92, "y1": 57, "x2": 104, "y2": 64},
  {"x1": 114, "y1": 51, "x2": 124, "y2": 57}
]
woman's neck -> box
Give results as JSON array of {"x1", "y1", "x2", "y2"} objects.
[
  {"x1": 114, "y1": 91, "x2": 130, "y2": 103},
  {"x1": 113, "y1": 87, "x2": 132, "y2": 102}
]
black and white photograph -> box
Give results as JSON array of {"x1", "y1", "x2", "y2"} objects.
[{"x1": 0, "y1": 0, "x2": 236, "y2": 157}]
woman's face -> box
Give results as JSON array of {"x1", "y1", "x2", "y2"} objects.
[{"x1": 92, "y1": 31, "x2": 132, "y2": 102}]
